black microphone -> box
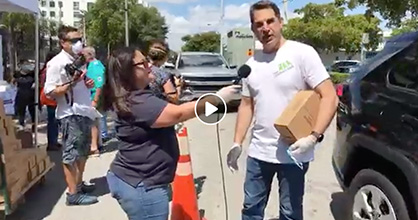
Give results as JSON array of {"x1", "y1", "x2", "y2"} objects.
[{"x1": 233, "y1": 64, "x2": 251, "y2": 84}]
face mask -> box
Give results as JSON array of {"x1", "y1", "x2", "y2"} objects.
[{"x1": 72, "y1": 41, "x2": 84, "y2": 55}]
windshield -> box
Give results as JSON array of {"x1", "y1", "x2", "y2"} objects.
[{"x1": 179, "y1": 54, "x2": 225, "y2": 67}]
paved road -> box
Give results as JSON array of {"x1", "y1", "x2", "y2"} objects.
[{"x1": 7, "y1": 113, "x2": 345, "y2": 220}]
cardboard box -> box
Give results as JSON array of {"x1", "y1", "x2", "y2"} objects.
[
  {"x1": 0, "y1": 116, "x2": 16, "y2": 140},
  {"x1": 28, "y1": 166, "x2": 38, "y2": 181},
  {"x1": 6, "y1": 164, "x2": 28, "y2": 187},
  {"x1": 274, "y1": 90, "x2": 320, "y2": 144},
  {"x1": 36, "y1": 148, "x2": 48, "y2": 163},
  {"x1": 38, "y1": 159, "x2": 46, "y2": 175},
  {"x1": 16, "y1": 130, "x2": 33, "y2": 149},
  {"x1": 0, "y1": 99, "x2": 6, "y2": 116},
  {"x1": 5, "y1": 153, "x2": 26, "y2": 176},
  {"x1": 2, "y1": 141, "x2": 20, "y2": 157}
]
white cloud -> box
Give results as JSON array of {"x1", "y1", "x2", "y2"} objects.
[
  {"x1": 224, "y1": 3, "x2": 250, "y2": 21},
  {"x1": 161, "y1": 4, "x2": 251, "y2": 51}
]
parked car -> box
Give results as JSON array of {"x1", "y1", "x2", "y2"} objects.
[
  {"x1": 333, "y1": 31, "x2": 418, "y2": 220},
  {"x1": 167, "y1": 52, "x2": 240, "y2": 104},
  {"x1": 329, "y1": 60, "x2": 361, "y2": 73}
]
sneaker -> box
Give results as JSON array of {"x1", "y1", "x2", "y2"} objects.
[
  {"x1": 77, "y1": 181, "x2": 96, "y2": 194},
  {"x1": 66, "y1": 193, "x2": 98, "y2": 206}
]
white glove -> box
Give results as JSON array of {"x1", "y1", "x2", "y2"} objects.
[
  {"x1": 216, "y1": 85, "x2": 241, "y2": 103},
  {"x1": 226, "y1": 143, "x2": 242, "y2": 172},
  {"x1": 174, "y1": 122, "x2": 184, "y2": 133},
  {"x1": 288, "y1": 135, "x2": 317, "y2": 155}
]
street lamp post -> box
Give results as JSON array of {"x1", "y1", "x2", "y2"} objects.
[
  {"x1": 220, "y1": 0, "x2": 224, "y2": 56},
  {"x1": 125, "y1": 0, "x2": 129, "y2": 46},
  {"x1": 79, "y1": 10, "x2": 87, "y2": 44}
]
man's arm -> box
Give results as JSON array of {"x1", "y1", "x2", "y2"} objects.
[
  {"x1": 91, "y1": 64, "x2": 105, "y2": 106},
  {"x1": 302, "y1": 46, "x2": 338, "y2": 135},
  {"x1": 233, "y1": 96, "x2": 254, "y2": 144},
  {"x1": 44, "y1": 62, "x2": 71, "y2": 97},
  {"x1": 313, "y1": 79, "x2": 338, "y2": 134}
]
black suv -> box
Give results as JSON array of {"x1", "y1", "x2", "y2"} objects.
[{"x1": 333, "y1": 31, "x2": 418, "y2": 220}]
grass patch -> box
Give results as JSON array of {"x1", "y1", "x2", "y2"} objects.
[{"x1": 330, "y1": 72, "x2": 350, "y2": 84}]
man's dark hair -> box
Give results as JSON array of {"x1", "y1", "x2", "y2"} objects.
[
  {"x1": 58, "y1": 25, "x2": 78, "y2": 40},
  {"x1": 250, "y1": 0, "x2": 281, "y2": 24}
]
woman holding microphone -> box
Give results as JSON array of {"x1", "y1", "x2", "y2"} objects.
[{"x1": 103, "y1": 46, "x2": 240, "y2": 220}]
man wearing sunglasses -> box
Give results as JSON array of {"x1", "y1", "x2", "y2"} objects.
[{"x1": 44, "y1": 25, "x2": 99, "y2": 206}]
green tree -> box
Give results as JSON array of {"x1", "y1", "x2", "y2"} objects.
[
  {"x1": 86, "y1": 0, "x2": 168, "y2": 54},
  {"x1": 283, "y1": 3, "x2": 381, "y2": 54},
  {"x1": 392, "y1": 18, "x2": 418, "y2": 36},
  {"x1": 181, "y1": 31, "x2": 220, "y2": 52},
  {"x1": 335, "y1": 0, "x2": 418, "y2": 26},
  {"x1": 0, "y1": 12, "x2": 56, "y2": 73}
]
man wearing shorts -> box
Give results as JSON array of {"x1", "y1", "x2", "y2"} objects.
[
  {"x1": 44, "y1": 25, "x2": 99, "y2": 205},
  {"x1": 82, "y1": 46, "x2": 106, "y2": 156}
]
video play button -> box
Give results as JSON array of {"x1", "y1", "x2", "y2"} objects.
[
  {"x1": 205, "y1": 102, "x2": 218, "y2": 117},
  {"x1": 195, "y1": 93, "x2": 227, "y2": 125}
]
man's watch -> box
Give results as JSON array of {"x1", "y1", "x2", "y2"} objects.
[{"x1": 310, "y1": 131, "x2": 324, "y2": 143}]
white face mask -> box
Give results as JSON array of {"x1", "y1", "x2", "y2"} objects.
[{"x1": 72, "y1": 40, "x2": 84, "y2": 55}]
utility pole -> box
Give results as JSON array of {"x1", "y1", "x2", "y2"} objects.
[
  {"x1": 58, "y1": 1, "x2": 63, "y2": 26},
  {"x1": 219, "y1": 0, "x2": 224, "y2": 56},
  {"x1": 80, "y1": 10, "x2": 87, "y2": 44},
  {"x1": 125, "y1": 0, "x2": 129, "y2": 47},
  {"x1": 283, "y1": 0, "x2": 288, "y2": 24}
]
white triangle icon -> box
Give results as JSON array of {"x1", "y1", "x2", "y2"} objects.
[{"x1": 205, "y1": 102, "x2": 218, "y2": 117}]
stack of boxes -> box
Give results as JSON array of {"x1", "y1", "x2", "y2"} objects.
[{"x1": 0, "y1": 100, "x2": 53, "y2": 204}]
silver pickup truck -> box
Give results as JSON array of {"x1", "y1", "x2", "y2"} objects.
[{"x1": 165, "y1": 52, "x2": 241, "y2": 104}]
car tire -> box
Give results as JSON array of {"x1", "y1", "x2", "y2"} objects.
[{"x1": 346, "y1": 169, "x2": 410, "y2": 220}]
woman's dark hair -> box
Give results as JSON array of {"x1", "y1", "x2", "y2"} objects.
[{"x1": 103, "y1": 46, "x2": 145, "y2": 117}]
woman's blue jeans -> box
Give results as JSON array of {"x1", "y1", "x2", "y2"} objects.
[{"x1": 106, "y1": 171, "x2": 169, "y2": 220}]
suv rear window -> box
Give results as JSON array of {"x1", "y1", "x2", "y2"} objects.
[{"x1": 387, "y1": 45, "x2": 418, "y2": 92}]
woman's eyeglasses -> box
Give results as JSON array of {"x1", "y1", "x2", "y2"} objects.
[{"x1": 133, "y1": 60, "x2": 150, "y2": 69}]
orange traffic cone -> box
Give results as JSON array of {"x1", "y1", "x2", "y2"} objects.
[{"x1": 171, "y1": 127, "x2": 202, "y2": 220}]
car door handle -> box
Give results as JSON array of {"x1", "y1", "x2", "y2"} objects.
[{"x1": 401, "y1": 114, "x2": 418, "y2": 129}]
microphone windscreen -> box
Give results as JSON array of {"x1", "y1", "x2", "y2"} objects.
[{"x1": 238, "y1": 64, "x2": 251, "y2": 79}]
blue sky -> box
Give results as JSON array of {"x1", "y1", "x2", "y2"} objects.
[{"x1": 145, "y1": 0, "x2": 389, "y2": 51}]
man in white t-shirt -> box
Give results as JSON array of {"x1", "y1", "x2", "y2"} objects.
[
  {"x1": 45, "y1": 25, "x2": 99, "y2": 206},
  {"x1": 226, "y1": 1, "x2": 338, "y2": 219}
]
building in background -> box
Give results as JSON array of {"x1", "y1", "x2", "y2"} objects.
[
  {"x1": 225, "y1": 27, "x2": 394, "y2": 67},
  {"x1": 224, "y1": 27, "x2": 255, "y2": 67},
  {"x1": 39, "y1": 0, "x2": 94, "y2": 27},
  {"x1": 39, "y1": 0, "x2": 149, "y2": 28}
]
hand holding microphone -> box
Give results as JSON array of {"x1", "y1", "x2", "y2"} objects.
[
  {"x1": 216, "y1": 85, "x2": 241, "y2": 103},
  {"x1": 215, "y1": 64, "x2": 252, "y2": 103}
]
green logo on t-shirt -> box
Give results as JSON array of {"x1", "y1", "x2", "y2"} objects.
[{"x1": 277, "y1": 60, "x2": 294, "y2": 75}]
